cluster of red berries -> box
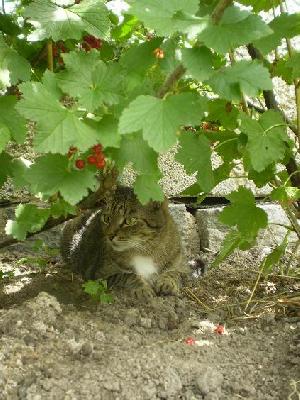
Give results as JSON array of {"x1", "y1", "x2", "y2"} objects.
[
  {"x1": 82, "y1": 35, "x2": 103, "y2": 51},
  {"x1": 153, "y1": 47, "x2": 164, "y2": 59},
  {"x1": 68, "y1": 144, "x2": 106, "y2": 170}
]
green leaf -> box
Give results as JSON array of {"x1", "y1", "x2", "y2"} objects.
[
  {"x1": 133, "y1": 174, "x2": 164, "y2": 205},
  {"x1": 270, "y1": 186, "x2": 300, "y2": 203},
  {"x1": 248, "y1": 165, "x2": 276, "y2": 188},
  {"x1": 181, "y1": 46, "x2": 214, "y2": 81},
  {"x1": 120, "y1": 38, "x2": 163, "y2": 77},
  {"x1": 83, "y1": 280, "x2": 102, "y2": 297},
  {"x1": 254, "y1": 13, "x2": 300, "y2": 55},
  {"x1": 42, "y1": 69, "x2": 64, "y2": 100},
  {"x1": 219, "y1": 187, "x2": 268, "y2": 242},
  {"x1": 50, "y1": 198, "x2": 77, "y2": 218},
  {"x1": 212, "y1": 230, "x2": 243, "y2": 267},
  {"x1": 285, "y1": 53, "x2": 300, "y2": 80},
  {"x1": 0, "y1": 152, "x2": 12, "y2": 186},
  {"x1": 198, "y1": 6, "x2": 272, "y2": 54},
  {"x1": 272, "y1": 57, "x2": 293, "y2": 85},
  {"x1": 0, "y1": 124, "x2": 10, "y2": 153},
  {"x1": 10, "y1": 158, "x2": 31, "y2": 188},
  {"x1": 112, "y1": 14, "x2": 138, "y2": 41},
  {"x1": 176, "y1": 132, "x2": 214, "y2": 193},
  {"x1": 208, "y1": 60, "x2": 272, "y2": 101},
  {"x1": 87, "y1": 115, "x2": 121, "y2": 148},
  {"x1": 26, "y1": 154, "x2": 98, "y2": 205},
  {"x1": 24, "y1": 0, "x2": 110, "y2": 41},
  {"x1": 261, "y1": 235, "x2": 288, "y2": 276},
  {"x1": 119, "y1": 93, "x2": 207, "y2": 152},
  {"x1": 127, "y1": 0, "x2": 206, "y2": 36},
  {"x1": 57, "y1": 51, "x2": 122, "y2": 112},
  {"x1": 16, "y1": 81, "x2": 102, "y2": 154},
  {"x1": 207, "y1": 99, "x2": 239, "y2": 130},
  {"x1": 237, "y1": 0, "x2": 280, "y2": 12},
  {"x1": 0, "y1": 35, "x2": 31, "y2": 89},
  {"x1": 240, "y1": 110, "x2": 289, "y2": 172},
  {"x1": 112, "y1": 133, "x2": 159, "y2": 175},
  {"x1": 0, "y1": 95, "x2": 27, "y2": 144},
  {"x1": 5, "y1": 204, "x2": 50, "y2": 240}
]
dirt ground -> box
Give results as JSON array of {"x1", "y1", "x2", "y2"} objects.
[{"x1": 0, "y1": 233, "x2": 299, "y2": 400}]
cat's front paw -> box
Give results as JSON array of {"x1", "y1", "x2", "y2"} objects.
[
  {"x1": 154, "y1": 277, "x2": 179, "y2": 296},
  {"x1": 130, "y1": 285, "x2": 155, "y2": 302}
]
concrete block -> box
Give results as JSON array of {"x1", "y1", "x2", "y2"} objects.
[
  {"x1": 168, "y1": 204, "x2": 200, "y2": 260},
  {"x1": 195, "y1": 203, "x2": 298, "y2": 253}
]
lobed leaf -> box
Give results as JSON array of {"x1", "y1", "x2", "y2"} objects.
[
  {"x1": 5, "y1": 204, "x2": 50, "y2": 240},
  {"x1": 176, "y1": 131, "x2": 214, "y2": 193},
  {"x1": 24, "y1": 0, "x2": 110, "y2": 41},
  {"x1": 198, "y1": 6, "x2": 272, "y2": 54},
  {"x1": 240, "y1": 110, "x2": 289, "y2": 172},
  {"x1": 0, "y1": 35, "x2": 31, "y2": 90},
  {"x1": 119, "y1": 93, "x2": 207, "y2": 152},
  {"x1": 219, "y1": 187, "x2": 268, "y2": 243},
  {"x1": 208, "y1": 60, "x2": 272, "y2": 101},
  {"x1": 16, "y1": 81, "x2": 102, "y2": 154},
  {"x1": 25, "y1": 154, "x2": 98, "y2": 205}
]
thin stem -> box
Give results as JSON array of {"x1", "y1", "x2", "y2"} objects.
[
  {"x1": 157, "y1": 64, "x2": 186, "y2": 98},
  {"x1": 1, "y1": 0, "x2": 5, "y2": 14},
  {"x1": 272, "y1": 4, "x2": 279, "y2": 60},
  {"x1": 279, "y1": 0, "x2": 300, "y2": 149},
  {"x1": 211, "y1": 0, "x2": 233, "y2": 24},
  {"x1": 47, "y1": 40, "x2": 54, "y2": 72}
]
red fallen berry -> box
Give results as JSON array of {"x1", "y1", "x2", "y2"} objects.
[
  {"x1": 92, "y1": 144, "x2": 103, "y2": 154},
  {"x1": 184, "y1": 337, "x2": 196, "y2": 345},
  {"x1": 96, "y1": 158, "x2": 106, "y2": 169},
  {"x1": 87, "y1": 155, "x2": 97, "y2": 165},
  {"x1": 75, "y1": 159, "x2": 85, "y2": 169},
  {"x1": 67, "y1": 146, "x2": 78, "y2": 158},
  {"x1": 214, "y1": 324, "x2": 225, "y2": 335},
  {"x1": 153, "y1": 47, "x2": 164, "y2": 59}
]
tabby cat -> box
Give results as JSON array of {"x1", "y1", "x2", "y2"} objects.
[{"x1": 60, "y1": 187, "x2": 188, "y2": 300}]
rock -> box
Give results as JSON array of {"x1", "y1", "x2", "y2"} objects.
[
  {"x1": 168, "y1": 203, "x2": 200, "y2": 259},
  {"x1": 196, "y1": 203, "x2": 298, "y2": 252},
  {"x1": 140, "y1": 317, "x2": 152, "y2": 329},
  {"x1": 195, "y1": 368, "x2": 224, "y2": 396}
]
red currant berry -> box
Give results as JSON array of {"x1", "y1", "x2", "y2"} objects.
[
  {"x1": 92, "y1": 144, "x2": 103, "y2": 154},
  {"x1": 87, "y1": 155, "x2": 97, "y2": 165},
  {"x1": 75, "y1": 159, "x2": 85, "y2": 169},
  {"x1": 184, "y1": 337, "x2": 196, "y2": 345},
  {"x1": 153, "y1": 48, "x2": 164, "y2": 59},
  {"x1": 214, "y1": 324, "x2": 225, "y2": 335},
  {"x1": 96, "y1": 158, "x2": 106, "y2": 169}
]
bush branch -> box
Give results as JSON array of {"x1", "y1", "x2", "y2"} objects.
[
  {"x1": 157, "y1": 64, "x2": 186, "y2": 98},
  {"x1": 247, "y1": 44, "x2": 300, "y2": 192},
  {"x1": 211, "y1": 0, "x2": 233, "y2": 24}
]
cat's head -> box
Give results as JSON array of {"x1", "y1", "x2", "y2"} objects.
[{"x1": 100, "y1": 187, "x2": 168, "y2": 252}]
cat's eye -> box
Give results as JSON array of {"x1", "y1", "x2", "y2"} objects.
[
  {"x1": 101, "y1": 214, "x2": 110, "y2": 224},
  {"x1": 125, "y1": 217, "x2": 137, "y2": 226}
]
